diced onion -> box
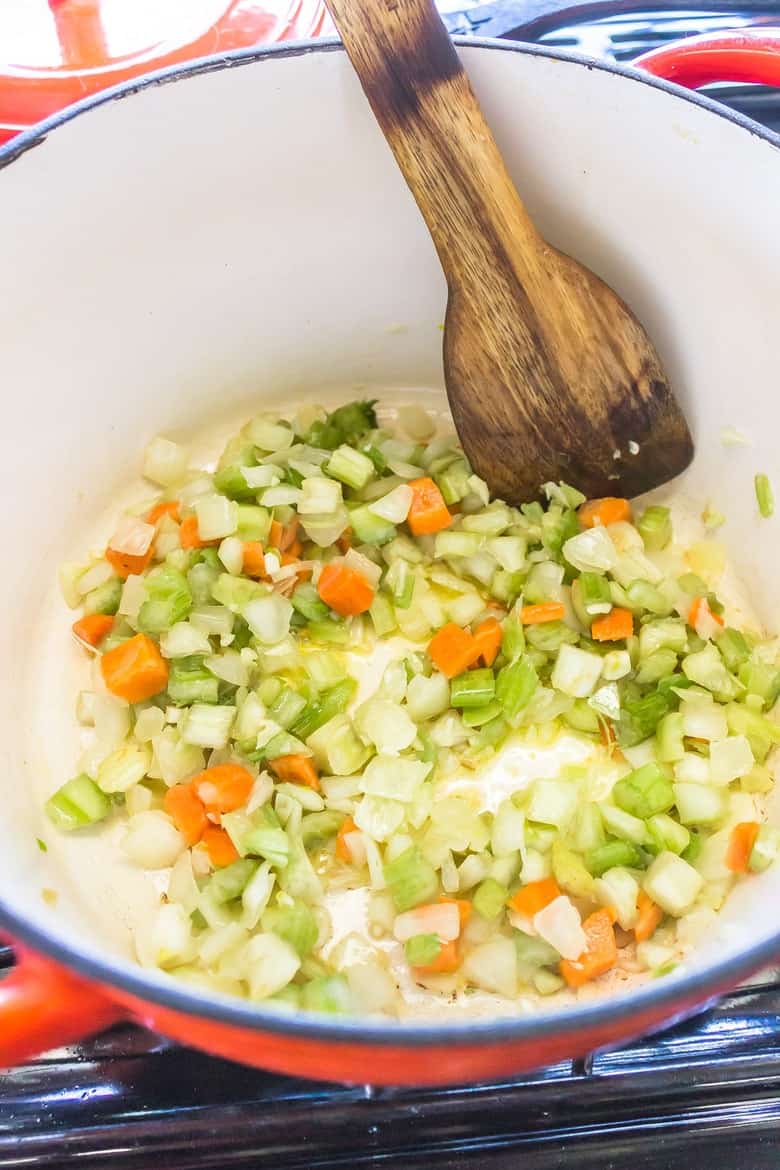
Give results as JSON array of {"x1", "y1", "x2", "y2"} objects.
[
  {"x1": 77, "y1": 559, "x2": 117, "y2": 595},
  {"x1": 533, "y1": 895, "x2": 586, "y2": 960},
  {"x1": 143, "y1": 437, "x2": 189, "y2": 488},
  {"x1": 368, "y1": 484, "x2": 413, "y2": 523},
  {"x1": 122, "y1": 811, "x2": 185, "y2": 869},
  {"x1": 344, "y1": 547, "x2": 382, "y2": 589},
  {"x1": 108, "y1": 514, "x2": 155, "y2": 557}
]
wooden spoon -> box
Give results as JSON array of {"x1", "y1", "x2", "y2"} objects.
[{"x1": 324, "y1": 0, "x2": 693, "y2": 503}]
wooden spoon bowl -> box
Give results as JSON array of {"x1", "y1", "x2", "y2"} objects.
[{"x1": 325, "y1": 0, "x2": 694, "y2": 503}]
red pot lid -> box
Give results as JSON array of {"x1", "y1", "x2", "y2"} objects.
[{"x1": 0, "y1": 0, "x2": 333, "y2": 143}]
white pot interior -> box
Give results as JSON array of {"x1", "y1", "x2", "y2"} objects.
[{"x1": 1, "y1": 42, "x2": 779, "y2": 1013}]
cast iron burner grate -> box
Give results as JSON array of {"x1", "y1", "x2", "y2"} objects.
[{"x1": 2, "y1": 939, "x2": 780, "y2": 1169}]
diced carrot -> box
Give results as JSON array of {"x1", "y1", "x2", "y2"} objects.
[
  {"x1": 100, "y1": 633, "x2": 169, "y2": 703},
  {"x1": 413, "y1": 939, "x2": 460, "y2": 975},
  {"x1": 179, "y1": 514, "x2": 219, "y2": 550},
  {"x1": 726, "y1": 821, "x2": 760, "y2": 874},
  {"x1": 72, "y1": 613, "x2": 114, "y2": 647},
  {"x1": 507, "y1": 877, "x2": 561, "y2": 918},
  {"x1": 473, "y1": 617, "x2": 502, "y2": 667},
  {"x1": 560, "y1": 908, "x2": 618, "y2": 989},
  {"x1": 317, "y1": 562, "x2": 374, "y2": 617},
  {"x1": 270, "y1": 753, "x2": 320, "y2": 791},
  {"x1": 146, "y1": 500, "x2": 181, "y2": 525},
  {"x1": 688, "y1": 597, "x2": 725, "y2": 639},
  {"x1": 407, "y1": 477, "x2": 453, "y2": 536},
  {"x1": 268, "y1": 519, "x2": 284, "y2": 550},
  {"x1": 202, "y1": 825, "x2": 240, "y2": 868},
  {"x1": 634, "y1": 890, "x2": 664, "y2": 943},
  {"x1": 439, "y1": 895, "x2": 473, "y2": 928},
  {"x1": 335, "y1": 815, "x2": 357, "y2": 862},
  {"x1": 105, "y1": 546, "x2": 153, "y2": 579},
  {"x1": 427, "y1": 622, "x2": 480, "y2": 679},
  {"x1": 579, "y1": 498, "x2": 632, "y2": 528},
  {"x1": 242, "y1": 541, "x2": 267, "y2": 579},
  {"x1": 337, "y1": 528, "x2": 352, "y2": 554},
  {"x1": 164, "y1": 784, "x2": 208, "y2": 846},
  {"x1": 281, "y1": 544, "x2": 306, "y2": 569},
  {"x1": 520, "y1": 602, "x2": 565, "y2": 625},
  {"x1": 591, "y1": 607, "x2": 633, "y2": 642},
  {"x1": 192, "y1": 764, "x2": 255, "y2": 817}
]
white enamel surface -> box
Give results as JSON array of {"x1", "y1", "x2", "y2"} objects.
[{"x1": 0, "y1": 43, "x2": 779, "y2": 1016}]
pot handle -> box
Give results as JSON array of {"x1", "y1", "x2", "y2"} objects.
[
  {"x1": 633, "y1": 29, "x2": 780, "y2": 88},
  {"x1": 0, "y1": 936, "x2": 124, "y2": 1067}
]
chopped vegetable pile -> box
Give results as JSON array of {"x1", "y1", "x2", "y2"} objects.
[{"x1": 51, "y1": 400, "x2": 780, "y2": 1016}]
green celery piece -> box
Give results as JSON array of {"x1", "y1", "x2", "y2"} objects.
[
  {"x1": 244, "y1": 806, "x2": 290, "y2": 867},
  {"x1": 211, "y1": 573, "x2": 264, "y2": 613},
  {"x1": 263, "y1": 901, "x2": 319, "y2": 956},
  {"x1": 738, "y1": 660, "x2": 780, "y2": 708},
  {"x1": 384, "y1": 558, "x2": 415, "y2": 609},
  {"x1": 83, "y1": 578, "x2": 122, "y2": 616},
  {"x1": 551, "y1": 840, "x2": 594, "y2": 897},
  {"x1": 612, "y1": 762, "x2": 675, "y2": 818},
  {"x1": 755, "y1": 473, "x2": 775, "y2": 518},
  {"x1": 405, "y1": 934, "x2": 442, "y2": 967},
  {"x1": 369, "y1": 593, "x2": 397, "y2": 637},
  {"x1": 435, "y1": 460, "x2": 471, "y2": 505},
  {"x1": 495, "y1": 656, "x2": 537, "y2": 718},
  {"x1": 726, "y1": 703, "x2": 780, "y2": 764},
  {"x1": 268, "y1": 686, "x2": 309, "y2": 730},
  {"x1": 501, "y1": 614, "x2": 526, "y2": 661},
  {"x1": 306, "y1": 620, "x2": 350, "y2": 646},
  {"x1": 291, "y1": 582, "x2": 329, "y2": 623},
  {"x1": 450, "y1": 668, "x2": 496, "y2": 710},
  {"x1": 213, "y1": 464, "x2": 258, "y2": 502},
  {"x1": 585, "y1": 840, "x2": 645, "y2": 876},
  {"x1": 46, "y1": 774, "x2": 111, "y2": 831},
  {"x1": 578, "y1": 572, "x2": 612, "y2": 617},
  {"x1": 635, "y1": 650, "x2": 679, "y2": 686},
  {"x1": 300, "y1": 810, "x2": 345, "y2": 849},
  {"x1": 137, "y1": 565, "x2": 192, "y2": 635},
  {"x1": 301, "y1": 975, "x2": 352, "y2": 1014},
  {"x1": 461, "y1": 700, "x2": 503, "y2": 728},
  {"x1": 349, "y1": 504, "x2": 396, "y2": 546},
  {"x1": 637, "y1": 506, "x2": 672, "y2": 551},
  {"x1": 655, "y1": 712, "x2": 685, "y2": 763},
  {"x1": 616, "y1": 689, "x2": 675, "y2": 747},
  {"x1": 646, "y1": 812, "x2": 690, "y2": 856},
  {"x1": 167, "y1": 657, "x2": 220, "y2": 706},
  {"x1": 236, "y1": 505, "x2": 271, "y2": 542},
  {"x1": 305, "y1": 400, "x2": 378, "y2": 450},
  {"x1": 384, "y1": 846, "x2": 439, "y2": 912},
  {"x1": 290, "y1": 678, "x2": 357, "y2": 739},
  {"x1": 717, "y1": 628, "x2": 751, "y2": 672},
  {"x1": 526, "y1": 621, "x2": 579, "y2": 652},
  {"x1": 208, "y1": 858, "x2": 258, "y2": 904},
  {"x1": 472, "y1": 877, "x2": 508, "y2": 920}
]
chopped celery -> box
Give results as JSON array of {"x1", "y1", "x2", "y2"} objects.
[
  {"x1": 643, "y1": 852, "x2": 703, "y2": 916},
  {"x1": 617, "y1": 690, "x2": 675, "y2": 747},
  {"x1": 551, "y1": 841, "x2": 594, "y2": 898},
  {"x1": 301, "y1": 974, "x2": 352, "y2": 1015},
  {"x1": 434, "y1": 530, "x2": 483, "y2": 559},
  {"x1": 306, "y1": 620, "x2": 350, "y2": 645},
  {"x1": 244, "y1": 807, "x2": 290, "y2": 868},
  {"x1": 262, "y1": 901, "x2": 318, "y2": 956},
  {"x1": 599, "y1": 803, "x2": 648, "y2": 845},
  {"x1": 208, "y1": 859, "x2": 258, "y2": 904},
  {"x1": 612, "y1": 762, "x2": 675, "y2": 819},
  {"x1": 635, "y1": 649, "x2": 679, "y2": 686},
  {"x1": 180, "y1": 704, "x2": 235, "y2": 749},
  {"x1": 290, "y1": 678, "x2": 357, "y2": 739},
  {"x1": 236, "y1": 504, "x2": 271, "y2": 542},
  {"x1": 167, "y1": 657, "x2": 220, "y2": 706},
  {"x1": 501, "y1": 613, "x2": 526, "y2": 661},
  {"x1": 268, "y1": 686, "x2": 308, "y2": 730},
  {"x1": 384, "y1": 558, "x2": 415, "y2": 608},
  {"x1": 626, "y1": 580, "x2": 673, "y2": 616},
  {"x1": 717, "y1": 628, "x2": 751, "y2": 672},
  {"x1": 137, "y1": 566, "x2": 192, "y2": 635},
  {"x1": 586, "y1": 840, "x2": 645, "y2": 876},
  {"x1": 211, "y1": 573, "x2": 264, "y2": 613},
  {"x1": 646, "y1": 812, "x2": 690, "y2": 856},
  {"x1": 726, "y1": 703, "x2": 780, "y2": 764},
  {"x1": 462, "y1": 700, "x2": 503, "y2": 728},
  {"x1": 755, "y1": 473, "x2": 774, "y2": 518},
  {"x1": 578, "y1": 572, "x2": 612, "y2": 617},
  {"x1": 306, "y1": 400, "x2": 377, "y2": 450},
  {"x1": 673, "y1": 782, "x2": 725, "y2": 826},
  {"x1": 213, "y1": 464, "x2": 258, "y2": 502},
  {"x1": 46, "y1": 774, "x2": 111, "y2": 831},
  {"x1": 83, "y1": 578, "x2": 122, "y2": 616},
  {"x1": 326, "y1": 444, "x2": 375, "y2": 490},
  {"x1": 384, "y1": 846, "x2": 439, "y2": 911},
  {"x1": 527, "y1": 621, "x2": 578, "y2": 654},
  {"x1": 291, "y1": 582, "x2": 330, "y2": 623},
  {"x1": 498, "y1": 659, "x2": 540, "y2": 720},
  {"x1": 655, "y1": 712, "x2": 685, "y2": 763},
  {"x1": 450, "y1": 668, "x2": 496, "y2": 710},
  {"x1": 436, "y1": 461, "x2": 471, "y2": 505},
  {"x1": 301, "y1": 810, "x2": 345, "y2": 849},
  {"x1": 637, "y1": 506, "x2": 672, "y2": 551},
  {"x1": 473, "y1": 877, "x2": 509, "y2": 920},
  {"x1": 349, "y1": 504, "x2": 396, "y2": 545},
  {"x1": 369, "y1": 593, "x2": 397, "y2": 637},
  {"x1": 405, "y1": 933, "x2": 441, "y2": 966}
]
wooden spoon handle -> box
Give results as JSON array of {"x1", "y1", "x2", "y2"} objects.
[{"x1": 325, "y1": 0, "x2": 541, "y2": 283}]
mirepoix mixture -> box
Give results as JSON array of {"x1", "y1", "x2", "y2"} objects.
[{"x1": 51, "y1": 399, "x2": 780, "y2": 1015}]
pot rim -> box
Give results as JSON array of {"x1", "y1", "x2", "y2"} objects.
[{"x1": 1, "y1": 34, "x2": 779, "y2": 1047}]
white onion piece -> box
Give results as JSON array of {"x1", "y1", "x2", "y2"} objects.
[
  {"x1": 344, "y1": 547, "x2": 382, "y2": 588},
  {"x1": 122, "y1": 811, "x2": 185, "y2": 869},
  {"x1": 118, "y1": 573, "x2": 147, "y2": 620},
  {"x1": 367, "y1": 483, "x2": 413, "y2": 523},
  {"x1": 387, "y1": 457, "x2": 425, "y2": 480},
  {"x1": 393, "y1": 902, "x2": 460, "y2": 943},
  {"x1": 398, "y1": 404, "x2": 436, "y2": 440},
  {"x1": 77, "y1": 559, "x2": 117, "y2": 596},
  {"x1": 136, "y1": 903, "x2": 193, "y2": 969},
  {"x1": 533, "y1": 896, "x2": 586, "y2": 960},
  {"x1": 108, "y1": 514, "x2": 155, "y2": 556},
  {"x1": 143, "y1": 436, "x2": 189, "y2": 488}
]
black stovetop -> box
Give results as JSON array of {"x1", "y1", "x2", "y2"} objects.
[{"x1": 3, "y1": 7, "x2": 780, "y2": 1166}]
